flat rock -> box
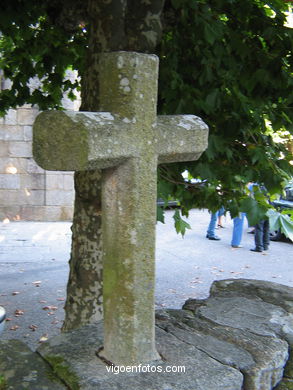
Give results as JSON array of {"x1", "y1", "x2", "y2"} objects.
[
  {"x1": 158, "y1": 309, "x2": 289, "y2": 390},
  {"x1": 155, "y1": 310, "x2": 255, "y2": 372},
  {"x1": 196, "y1": 295, "x2": 293, "y2": 345},
  {"x1": 38, "y1": 321, "x2": 243, "y2": 390},
  {"x1": 0, "y1": 339, "x2": 65, "y2": 389},
  {"x1": 3, "y1": 279, "x2": 293, "y2": 390},
  {"x1": 210, "y1": 279, "x2": 293, "y2": 313}
]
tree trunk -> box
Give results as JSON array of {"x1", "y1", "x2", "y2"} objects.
[
  {"x1": 62, "y1": 171, "x2": 103, "y2": 331},
  {"x1": 62, "y1": 0, "x2": 165, "y2": 331}
]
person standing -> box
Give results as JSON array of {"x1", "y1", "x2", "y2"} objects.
[
  {"x1": 250, "y1": 218, "x2": 270, "y2": 252},
  {"x1": 250, "y1": 184, "x2": 270, "y2": 252},
  {"x1": 231, "y1": 212, "x2": 246, "y2": 248},
  {"x1": 206, "y1": 207, "x2": 225, "y2": 240}
]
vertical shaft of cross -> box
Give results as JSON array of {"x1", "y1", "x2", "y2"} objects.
[
  {"x1": 102, "y1": 157, "x2": 159, "y2": 364},
  {"x1": 99, "y1": 52, "x2": 160, "y2": 364}
]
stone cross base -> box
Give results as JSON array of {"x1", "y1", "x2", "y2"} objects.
[{"x1": 0, "y1": 279, "x2": 288, "y2": 390}]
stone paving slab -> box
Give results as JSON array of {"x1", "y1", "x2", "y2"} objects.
[
  {"x1": 158, "y1": 308, "x2": 289, "y2": 390},
  {"x1": 37, "y1": 322, "x2": 243, "y2": 390},
  {"x1": 0, "y1": 339, "x2": 65, "y2": 389},
  {"x1": 2, "y1": 279, "x2": 293, "y2": 389},
  {"x1": 210, "y1": 279, "x2": 293, "y2": 313}
]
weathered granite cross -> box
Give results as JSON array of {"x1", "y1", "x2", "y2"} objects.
[{"x1": 33, "y1": 51, "x2": 208, "y2": 365}]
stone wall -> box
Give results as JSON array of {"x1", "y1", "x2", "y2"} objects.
[{"x1": 0, "y1": 106, "x2": 75, "y2": 221}]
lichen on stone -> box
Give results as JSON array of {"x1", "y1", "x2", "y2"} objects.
[
  {"x1": 0, "y1": 375, "x2": 7, "y2": 390},
  {"x1": 45, "y1": 355, "x2": 80, "y2": 390}
]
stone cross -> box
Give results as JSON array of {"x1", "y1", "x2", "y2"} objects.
[{"x1": 33, "y1": 51, "x2": 208, "y2": 365}]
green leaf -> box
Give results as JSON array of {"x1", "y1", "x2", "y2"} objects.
[
  {"x1": 240, "y1": 197, "x2": 267, "y2": 226},
  {"x1": 204, "y1": 23, "x2": 217, "y2": 45},
  {"x1": 279, "y1": 214, "x2": 293, "y2": 241},
  {"x1": 173, "y1": 209, "x2": 191, "y2": 236},
  {"x1": 267, "y1": 209, "x2": 293, "y2": 241},
  {"x1": 266, "y1": 209, "x2": 280, "y2": 231},
  {"x1": 157, "y1": 205, "x2": 165, "y2": 224},
  {"x1": 205, "y1": 89, "x2": 219, "y2": 111}
]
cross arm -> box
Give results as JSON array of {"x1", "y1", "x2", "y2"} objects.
[
  {"x1": 156, "y1": 115, "x2": 209, "y2": 163},
  {"x1": 33, "y1": 111, "x2": 138, "y2": 171}
]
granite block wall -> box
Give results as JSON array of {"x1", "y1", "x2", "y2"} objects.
[{"x1": 0, "y1": 105, "x2": 75, "y2": 221}]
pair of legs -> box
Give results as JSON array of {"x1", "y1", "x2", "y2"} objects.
[
  {"x1": 251, "y1": 219, "x2": 270, "y2": 252},
  {"x1": 206, "y1": 207, "x2": 225, "y2": 240},
  {"x1": 231, "y1": 213, "x2": 246, "y2": 247}
]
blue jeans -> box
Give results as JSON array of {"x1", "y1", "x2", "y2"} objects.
[
  {"x1": 207, "y1": 207, "x2": 225, "y2": 238},
  {"x1": 254, "y1": 219, "x2": 270, "y2": 250},
  {"x1": 231, "y1": 213, "x2": 245, "y2": 246}
]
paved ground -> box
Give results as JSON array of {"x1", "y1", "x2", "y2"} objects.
[{"x1": 0, "y1": 208, "x2": 292, "y2": 350}]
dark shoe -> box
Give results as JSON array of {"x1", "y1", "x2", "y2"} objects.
[
  {"x1": 206, "y1": 235, "x2": 221, "y2": 240},
  {"x1": 250, "y1": 248, "x2": 263, "y2": 252},
  {"x1": 231, "y1": 245, "x2": 243, "y2": 248},
  {"x1": 248, "y1": 229, "x2": 255, "y2": 234},
  {"x1": 263, "y1": 247, "x2": 269, "y2": 251},
  {"x1": 217, "y1": 224, "x2": 225, "y2": 228}
]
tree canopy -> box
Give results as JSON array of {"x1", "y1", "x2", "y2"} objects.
[{"x1": 1, "y1": 0, "x2": 293, "y2": 232}]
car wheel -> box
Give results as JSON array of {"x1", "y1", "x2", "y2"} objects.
[{"x1": 270, "y1": 229, "x2": 285, "y2": 241}]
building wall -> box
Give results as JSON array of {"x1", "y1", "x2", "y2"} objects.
[{"x1": 0, "y1": 105, "x2": 75, "y2": 221}]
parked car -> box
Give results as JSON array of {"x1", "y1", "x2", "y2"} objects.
[
  {"x1": 270, "y1": 182, "x2": 293, "y2": 241},
  {"x1": 157, "y1": 198, "x2": 179, "y2": 208}
]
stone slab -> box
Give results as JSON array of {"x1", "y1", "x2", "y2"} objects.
[
  {"x1": 0, "y1": 339, "x2": 66, "y2": 389},
  {"x1": 158, "y1": 308, "x2": 289, "y2": 390},
  {"x1": 37, "y1": 321, "x2": 243, "y2": 390},
  {"x1": 210, "y1": 279, "x2": 293, "y2": 314},
  {"x1": 155, "y1": 310, "x2": 255, "y2": 372},
  {"x1": 1, "y1": 279, "x2": 292, "y2": 389},
  {"x1": 196, "y1": 296, "x2": 293, "y2": 345}
]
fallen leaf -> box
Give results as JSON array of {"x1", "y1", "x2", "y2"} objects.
[
  {"x1": 12, "y1": 291, "x2": 20, "y2": 295},
  {"x1": 43, "y1": 305, "x2": 58, "y2": 311},
  {"x1": 57, "y1": 298, "x2": 65, "y2": 301},
  {"x1": 51, "y1": 320, "x2": 59, "y2": 324},
  {"x1": 10, "y1": 325, "x2": 19, "y2": 331},
  {"x1": 32, "y1": 281, "x2": 42, "y2": 287},
  {"x1": 39, "y1": 334, "x2": 48, "y2": 343},
  {"x1": 39, "y1": 300, "x2": 47, "y2": 303},
  {"x1": 14, "y1": 309, "x2": 24, "y2": 316},
  {"x1": 5, "y1": 317, "x2": 12, "y2": 321},
  {"x1": 29, "y1": 324, "x2": 38, "y2": 331}
]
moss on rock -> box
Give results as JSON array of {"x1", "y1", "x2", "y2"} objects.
[
  {"x1": 274, "y1": 378, "x2": 293, "y2": 390},
  {"x1": 45, "y1": 355, "x2": 80, "y2": 390}
]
